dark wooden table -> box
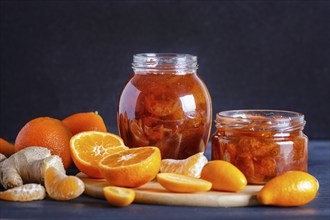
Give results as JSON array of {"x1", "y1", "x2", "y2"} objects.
[{"x1": 0, "y1": 141, "x2": 329, "y2": 219}]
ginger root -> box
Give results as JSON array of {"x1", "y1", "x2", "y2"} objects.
[
  {"x1": 0, "y1": 146, "x2": 65, "y2": 189},
  {"x1": 0, "y1": 146, "x2": 84, "y2": 201}
]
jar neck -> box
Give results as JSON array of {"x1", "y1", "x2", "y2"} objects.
[
  {"x1": 215, "y1": 110, "x2": 306, "y2": 133},
  {"x1": 132, "y1": 53, "x2": 198, "y2": 74}
]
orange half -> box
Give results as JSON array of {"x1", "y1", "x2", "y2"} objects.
[
  {"x1": 98, "y1": 147, "x2": 161, "y2": 187},
  {"x1": 70, "y1": 131, "x2": 128, "y2": 178}
]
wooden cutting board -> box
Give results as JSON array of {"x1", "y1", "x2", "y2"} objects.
[{"x1": 77, "y1": 172, "x2": 263, "y2": 207}]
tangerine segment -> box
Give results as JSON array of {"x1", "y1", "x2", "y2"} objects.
[
  {"x1": 63, "y1": 112, "x2": 107, "y2": 135},
  {"x1": 160, "y1": 152, "x2": 208, "y2": 178},
  {"x1": 257, "y1": 171, "x2": 319, "y2": 206},
  {"x1": 98, "y1": 147, "x2": 161, "y2": 188},
  {"x1": 44, "y1": 167, "x2": 85, "y2": 201},
  {"x1": 0, "y1": 184, "x2": 46, "y2": 202},
  {"x1": 103, "y1": 186, "x2": 135, "y2": 207},
  {"x1": 0, "y1": 138, "x2": 15, "y2": 157},
  {"x1": 157, "y1": 173, "x2": 212, "y2": 193},
  {"x1": 201, "y1": 160, "x2": 247, "y2": 192},
  {"x1": 70, "y1": 131, "x2": 127, "y2": 178}
]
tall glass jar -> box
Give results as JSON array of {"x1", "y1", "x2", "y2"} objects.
[
  {"x1": 118, "y1": 53, "x2": 212, "y2": 159},
  {"x1": 212, "y1": 110, "x2": 308, "y2": 184}
]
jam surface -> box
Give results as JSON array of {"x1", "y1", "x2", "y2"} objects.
[
  {"x1": 118, "y1": 73, "x2": 212, "y2": 159},
  {"x1": 212, "y1": 114, "x2": 308, "y2": 184}
]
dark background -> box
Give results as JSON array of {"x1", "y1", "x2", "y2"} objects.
[{"x1": 0, "y1": 0, "x2": 329, "y2": 141}]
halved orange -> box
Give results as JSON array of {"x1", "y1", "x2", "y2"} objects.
[
  {"x1": 0, "y1": 184, "x2": 46, "y2": 202},
  {"x1": 70, "y1": 131, "x2": 128, "y2": 178},
  {"x1": 157, "y1": 173, "x2": 212, "y2": 193},
  {"x1": 103, "y1": 186, "x2": 135, "y2": 207},
  {"x1": 44, "y1": 167, "x2": 85, "y2": 200},
  {"x1": 160, "y1": 152, "x2": 208, "y2": 178},
  {"x1": 98, "y1": 147, "x2": 161, "y2": 188}
]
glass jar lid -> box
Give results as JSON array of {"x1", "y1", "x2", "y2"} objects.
[{"x1": 132, "y1": 53, "x2": 198, "y2": 73}]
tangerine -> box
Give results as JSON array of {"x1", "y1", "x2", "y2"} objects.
[
  {"x1": 0, "y1": 138, "x2": 15, "y2": 157},
  {"x1": 63, "y1": 111, "x2": 107, "y2": 135},
  {"x1": 15, "y1": 117, "x2": 72, "y2": 169}
]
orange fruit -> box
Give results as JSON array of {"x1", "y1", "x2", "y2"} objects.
[
  {"x1": 160, "y1": 152, "x2": 208, "y2": 178},
  {"x1": 15, "y1": 117, "x2": 72, "y2": 169},
  {"x1": 0, "y1": 184, "x2": 46, "y2": 202},
  {"x1": 257, "y1": 171, "x2": 319, "y2": 206},
  {"x1": 70, "y1": 131, "x2": 128, "y2": 178},
  {"x1": 157, "y1": 173, "x2": 212, "y2": 193},
  {"x1": 201, "y1": 160, "x2": 247, "y2": 192},
  {"x1": 63, "y1": 111, "x2": 107, "y2": 135},
  {"x1": 103, "y1": 186, "x2": 135, "y2": 207},
  {"x1": 98, "y1": 147, "x2": 161, "y2": 187},
  {"x1": 44, "y1": 167, "x2": 85, "y2": 200},
  {"x1": 0, "y1": 138, "x2": 15, "y2": 157}
]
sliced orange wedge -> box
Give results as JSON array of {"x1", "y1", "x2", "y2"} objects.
[
  {"x1": 98, "y1": 147, "x2": 161, "y2": 187},
  {"x1": 70, "y1": 131, "x2": 128, "y2": 178},
  {"x1": 160, "y1": 152, "x2": 208, "y2": 178},
  {"x1": 103, "y1": 186, "x2": 135, "y2": 207},
  {"x1": 157, "y1": 173, "x2": 212, "y2": 193}
]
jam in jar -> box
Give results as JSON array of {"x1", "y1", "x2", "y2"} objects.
[
  {"x1": 212, "y1": 110, "x2": 308, "y2": 184},
  {"x1": 118, "y1": 53, "x2": 212, "y2": 159}
]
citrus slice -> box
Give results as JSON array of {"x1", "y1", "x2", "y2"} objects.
[
  {"x1": 70, "y1": 131, "x2": 128, "y2": 178},
  {"x1": 98, "y1": 147, "x2": 161, "y2": 187},
  {"x1": 44, "y1": 167, "x2": 85, "y2": 200},
  {"x1": 257, "y1": 171, "x2": 319, "y2": 206},
  {"x1": 157, "y1": 173, "x2": 212, "y2": 193},
  {"x1": 0, "y1": 184, "x2": 46, "y2": 202},
  {"x1": 103, "y1": 186, "x2": 135, "y2": 207},
  {"x1": 160, "y1": 152, "x2": 208, "y2": 178},
  {"x1": 201, "y1": 160, "x2": 247, "y2": 192}
]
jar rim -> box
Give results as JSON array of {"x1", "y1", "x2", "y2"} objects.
[
  {"x1": 215, "y1": 109, "x2": 306, "y2": 131},
  {"x1": 132, "y1": 53, "x2": 198, "y2": 72}
]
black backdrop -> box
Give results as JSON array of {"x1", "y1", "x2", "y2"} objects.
[{"x1": 0, "y1": 0, "x2": 329, "y2": 141}]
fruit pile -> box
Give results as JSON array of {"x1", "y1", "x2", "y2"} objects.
[{"x1": 0, "y1": 112, "x2": 319, "y2": 208}]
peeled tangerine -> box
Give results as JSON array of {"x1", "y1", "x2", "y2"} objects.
[
  {"x1": 201, "y1": 160, "x2": 247, "y2": 192},
  {"x1": 0, "y1": 184, "x2": 46, "y2": 202},
  {"x1": 257, "y1": 171, "x2": 319, "y2": 206}
]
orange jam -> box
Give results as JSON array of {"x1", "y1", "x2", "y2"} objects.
[
  {"x1": 212, "y1": 110, "x2": 308, "y2": 184},
  {"x1": 118, "y1": 53, "x2": 212, "y2": 159}
]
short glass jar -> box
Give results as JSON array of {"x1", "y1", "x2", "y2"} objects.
[
  {"x1": 118, "y1": 53, "x2": 212, "y2": 159},
  {"x1": 212, "y1": 110, "x2": 308, "y2": 184}
]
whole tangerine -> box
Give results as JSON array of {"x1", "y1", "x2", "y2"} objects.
[
  {"x1": 15, "y1": 117, "x2": 72, "y2": 169},
  {"x1": 62, "y1": 112, "x2": 107, "y2": 135}
]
